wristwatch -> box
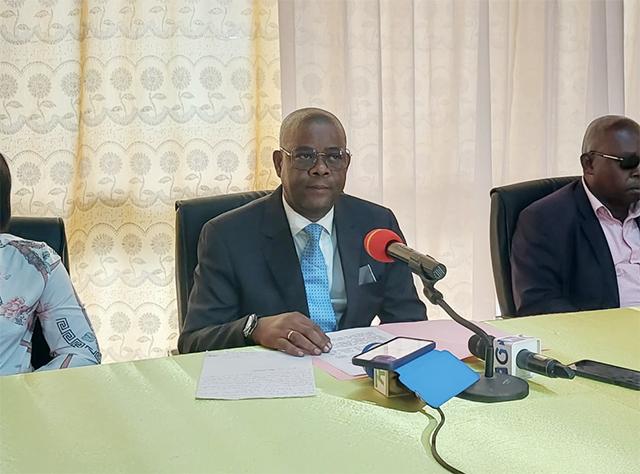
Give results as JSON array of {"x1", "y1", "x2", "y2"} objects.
[{"x1": 242, "y1": 313, "x2": 258, "y2": 341}]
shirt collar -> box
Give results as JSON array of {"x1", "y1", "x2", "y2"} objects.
[
  {"x1": 581, "y1": 177, "x2": 640, "y2": 220},
  {"x1": 281, "y1": 193, "x2": 334, "y2": 237}
]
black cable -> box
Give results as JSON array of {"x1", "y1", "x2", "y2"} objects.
[{"x1": 427, "y1": 407, "x2": 465, "y2": 474}]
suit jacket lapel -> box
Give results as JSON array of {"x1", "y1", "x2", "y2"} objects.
[
  {"x1": 261, "y1": 187, "x2": 309, "y2": 315},
  {"x1": 334, "y1": 195, "x2": 361, "y2": 328},
  {"x1": 574, "y1": 183, "x2": 618, "y2": 300}
]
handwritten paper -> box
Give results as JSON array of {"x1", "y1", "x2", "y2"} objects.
[
  {"x1": 196, "y1": 350, "x2": 316, "y2": 400},
  {"x1": 315, "y1": 327, "x2": 392, "y2": 376}
]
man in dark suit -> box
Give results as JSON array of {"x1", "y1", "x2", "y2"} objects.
[
  {"x1": 511, "y1": 115, "x2": 640, "y2": 316},
  {"x1": 179, "y1": 108, "x2": 426, "y2": 355}
]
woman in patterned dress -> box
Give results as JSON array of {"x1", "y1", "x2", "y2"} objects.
[{"x1": 0, "y1": 153, "x2": 100, "y2": 375}]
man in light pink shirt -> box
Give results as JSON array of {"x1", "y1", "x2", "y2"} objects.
[
  {"x1": 581, "y1": 177, "x2": 640, "y2": 307},
  {"x1": 511, "y1": 115, "x2": 640, "y2": 316}
]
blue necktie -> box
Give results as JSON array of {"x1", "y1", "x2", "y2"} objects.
[{"x1": 300, "y1": 223, "x2": 336, "y2": 332}]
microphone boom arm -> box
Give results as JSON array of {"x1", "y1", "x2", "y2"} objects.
[
  {"x1": 420, "y1": 274, "x2": 528, "y2": 402},
  {"x1": 420, "y1": 275, "x2": 495, "y2": 379}
]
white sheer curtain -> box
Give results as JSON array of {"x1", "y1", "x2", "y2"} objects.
[{"x1": 278, "y1": 0, "x2": 639, "y2": 320}]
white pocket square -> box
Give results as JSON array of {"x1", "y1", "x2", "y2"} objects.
[{"x1": 358, "y1": 264, "x2": 377, "y2": 285}]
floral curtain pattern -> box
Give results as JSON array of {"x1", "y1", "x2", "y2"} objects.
[{"x1": 1, "y1": 0, "x2": 281, "y2": 362}]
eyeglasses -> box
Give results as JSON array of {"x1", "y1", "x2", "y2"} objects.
[
  {"x1": 280, "y1": 147, "x2": 350, "y2": 171},
  {"x1": 588, "y1": 151, "x2": 640, "y2": 170}
]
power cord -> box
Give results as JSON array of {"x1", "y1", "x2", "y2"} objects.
[{"x1": 424, "y1": 407, "x2": 465, "y2": 474}]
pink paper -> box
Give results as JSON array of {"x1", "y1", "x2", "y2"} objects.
[
  {"x1": 312, "y1": 357, "x2": 364, "y2": 380},
  {"x1": 313, "y1": 319, "x2": 511, "y2": 380},
  {"x1": 381, "y1": 319, "x2": 510, "y2": 360}
]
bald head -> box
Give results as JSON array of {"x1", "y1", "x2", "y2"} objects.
[
  {"x1": 280, "y1": 108, "x2": 346, "y2": 149},
  {"x1": 0, "y1": 152, "x2": 11, "y2": 232},
  {"x1": 582, "y1": 115, "x2": 640, "y2": 154},
  {"x1": 580, "y1": 115, "x2": 640, "y2": 219}
]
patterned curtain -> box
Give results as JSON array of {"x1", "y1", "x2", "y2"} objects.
[{"x1": 0, "y1": 0, "x2": 281, "y2": 362}]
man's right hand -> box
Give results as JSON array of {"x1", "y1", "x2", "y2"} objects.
[{"x1": 251, "y1": 312, "x2": 332, "y2": 357}]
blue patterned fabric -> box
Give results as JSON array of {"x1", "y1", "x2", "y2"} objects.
[
  {"x1": 300, "y1": 224, "x2": 336, "y2": 332},
  {"x1": 0, "y1": 233, "x2": 101, "y2": 375}
]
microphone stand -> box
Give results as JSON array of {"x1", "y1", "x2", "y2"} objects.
[{"x1": 420, "y1": 274, "x2": 529, "y2": 403}]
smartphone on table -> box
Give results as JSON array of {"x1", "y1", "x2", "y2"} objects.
[
  {"x1": 352, "y1": 337, "x2": 436, "y2": 371},
  {"x1": 569, "y1": 359, "x2": 640, "y2": 390}
]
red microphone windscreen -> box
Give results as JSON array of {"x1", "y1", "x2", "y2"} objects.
[{"x1": 364, "y1": 229, "x2": 404, "y2": 263}]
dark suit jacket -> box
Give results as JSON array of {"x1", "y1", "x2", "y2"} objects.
[
  {"x1": 511, "y1": 180, "x2": 639, "y2": 316},
  {"x1": 178, "y1": 187, "x2": 427, "y2": 353}
]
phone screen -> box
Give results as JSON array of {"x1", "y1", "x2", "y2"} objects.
[
  {"x1": 570, "y1": 360, "x2": 640, "y2": 390},
  {"x1": 352, "y1": 337, "x2": 435, "y2": 370}
]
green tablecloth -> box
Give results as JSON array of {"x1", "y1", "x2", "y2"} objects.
[{"x1": 1, "y1": 308, "x2": 639, "y2": 473}]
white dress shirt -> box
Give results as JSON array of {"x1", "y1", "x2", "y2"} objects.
[{"x1": 281, "y1": 196, "x2": 347, "y2": 324}]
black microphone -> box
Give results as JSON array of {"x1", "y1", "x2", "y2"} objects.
[
  {"x1": 364, "y1": 229, "x2": 447, "y2": 281},
  {"x1": 469, "y1": 334, "x2": 575, "y2": 379}
]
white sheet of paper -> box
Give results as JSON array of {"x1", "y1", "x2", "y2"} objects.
[
  {"x1": 317, "y1": 327, "x2": 393, "y2": 376},
  {"x1": 196, "y1": 350, "x2": 316, "y2": 400}
]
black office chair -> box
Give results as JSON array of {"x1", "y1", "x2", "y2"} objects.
[
  {"x1": 6, "y1": 216, "x2": 69, "y2": 369},
  {"x1": 174, "y1": 190, "x2": 273, "y2": 330},
  {"x1": 489, "y1": 176, "x2": 579, "y2": 317}
]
